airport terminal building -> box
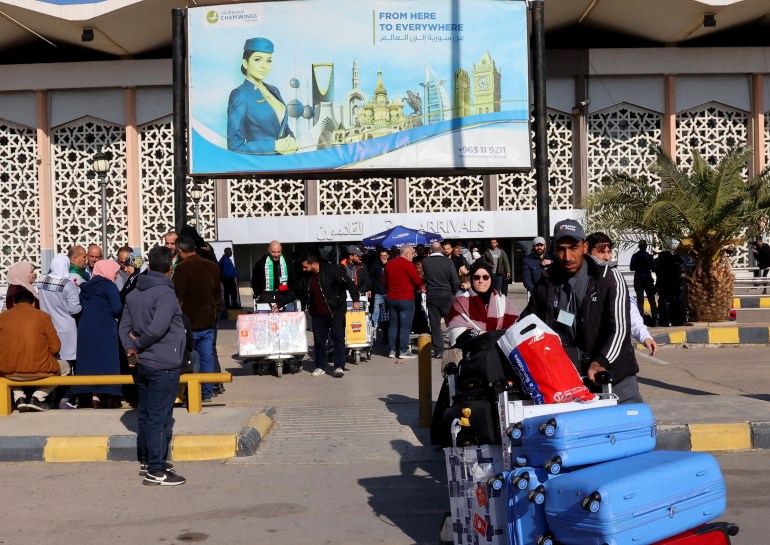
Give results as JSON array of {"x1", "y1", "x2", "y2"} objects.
[{"x1": 1, "y1": 0, "x2": 769, "y2": 279}]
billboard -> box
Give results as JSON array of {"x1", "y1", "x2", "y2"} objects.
[{"x1": 187, "y1": 0, "x2": 530, "y2": 175}]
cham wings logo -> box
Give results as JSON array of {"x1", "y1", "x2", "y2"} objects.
[
  {"x1": 205, "y1": 8, "x2": 259, "y2": 26},
  {"x1": 206, "y1": 11, "x2": 219, "y2": 24}
]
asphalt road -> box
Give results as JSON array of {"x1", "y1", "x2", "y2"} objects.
[{"x1": 0, "y1": 450, "x2": 763, "y2": 545}]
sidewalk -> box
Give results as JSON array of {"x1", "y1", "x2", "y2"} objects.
[{"x1": 1, "y1": 297, "x2": 768, "y2": 462}]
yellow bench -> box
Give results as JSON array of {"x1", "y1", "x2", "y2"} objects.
[{"x1": 0, "y1": 372, "x2": 232, "y2": 416}]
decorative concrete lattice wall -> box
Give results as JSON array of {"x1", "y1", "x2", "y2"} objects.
[
  {"x1": 229, "y1": 178, "x2": 305, "y2": 217},
  {"x1": 139, "y1": 118, "x2": 216, "y2": 252},
  {"x1": 52, "y1": 118, "x2": 127, "y2": 257},
  {"x1": 407, "y1": 176, "x2": 484, "y2": 212},
  {"x1": 318, "y1": 179, "x2": 395, "y2": 214},
  {"x1": 498, "y1": 111, "x2": 573, "y2": 210},
  {"x1": 0, "y1": 120, "x2": 40, "y2": 278},
  {"x1": 587, "y1": 104, "x2": 662, "y2": 193},
  {"x1": 677, "y1": 103, "x2": 749, "y2": 268}
]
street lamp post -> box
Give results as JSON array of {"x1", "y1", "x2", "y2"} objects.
[
  {"x1": 91, "y1": 151, "x2": 111, "y2": 253},
  {"x1": 190, "y1": 182, "x2": 203, "y2": 230}
]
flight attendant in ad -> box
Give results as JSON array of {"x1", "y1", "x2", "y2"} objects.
[{"x1": 227, "y1": 37, "x2": 298, "y2": 155}]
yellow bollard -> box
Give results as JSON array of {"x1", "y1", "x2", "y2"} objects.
[{"x1": 418, "y1": 333, "x2": 432, "y2": 428}]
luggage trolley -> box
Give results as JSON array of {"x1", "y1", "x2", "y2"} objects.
[
  {"x1": 237, "y1": 302, "x2": 307, "y2": 377},
  {"x1": 345, "y1": 294, "x2": 373, "y2": 365}
]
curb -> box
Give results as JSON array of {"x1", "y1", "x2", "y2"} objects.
[
  {"x1": 651, "y1": 326, "x2": 770, "y2": 345},
  {"x1": 0, "y1": 407, "x2": 275, "y2": 463},
  {"x1": 657, "y1": 422, "x2": 770, "y2": 452}
]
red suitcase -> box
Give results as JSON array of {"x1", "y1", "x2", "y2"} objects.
[{"x1": 654, "y1": 522, "x2": 738, "y2": 545}]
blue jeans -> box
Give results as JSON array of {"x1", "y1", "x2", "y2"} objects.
[
  {"x1": 192, "y1": 328, "x2": 215, "y2": 399},
  {"x1": 387, "y1": 298, "x2": 415, "y2": 356},
  {"x1": 135, "y1": 364, "x2": 180, "y2": 471},
  {"x1": 312, "y1": 312, "x2": 346, "y2": 370},
  {"x1": 371, "y1": 293, "x2": 386, "y2": 330}
]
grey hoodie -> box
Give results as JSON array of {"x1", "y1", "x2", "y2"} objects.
[{"x1": 119, "y1": 270, "x2": 186, "y2": 370}]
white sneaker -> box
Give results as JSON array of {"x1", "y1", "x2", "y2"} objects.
[
  {"x1": 388, "y1": 351, "x2": 396, "y2": 358},
  {"x1": 311, "y1": 368, "x2": 325, "y2": 377},
  {"x1": 333, "y1": 368, "x2": 345, "y2": 377},
  {"x1": 399, "y1": 353, "x2": 417, "y2": 359}
]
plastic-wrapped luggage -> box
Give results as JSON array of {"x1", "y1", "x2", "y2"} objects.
[
  {"x1": 444, "y1": 444, "x2": 507, "y2": 545},
  {"x1": 237, "y1": 311, "x2": 307, "y2": 357},
  {"x1": 543, "y1": 450, "x2": 726, "y2": 545},
  {"x1": 517, "y1": 403, "x2": 657, "y2": 474}
]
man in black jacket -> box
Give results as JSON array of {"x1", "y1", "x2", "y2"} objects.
[
  {"x1": 421, "y1": 241, "x2": 460, "y2": 358},
  {"x1": 520, "y1": 219, "x2": 642, "y2": 404},
  {"x1": 251, "y1": 240, "x2": 298, "y2": 311},
  {"x1": 522, "y1": 236, "x2": 552, "y2": 293},
  {"x1": 299, "y1": 253, "x2": 360, "y2": 378}
]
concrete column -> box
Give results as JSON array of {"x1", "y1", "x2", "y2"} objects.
[
  {"x1": 572, "y1": 75, "x2": 589, "y2": 206},
  {"x1": 305, "y1": 180, "x2": 318, "y2": 215},
  {"x1": 662, "y1": 75, "x2": 677, "y2": 162},
  {"x1": 36, "y1": 90, "x2": 54, "y2": 271},
  {"x1": 215, "y1": 178, "x2": 229, "y2": 221},
  {"x1": 750, "y1": 74, "x2": 764, "y2": 177},
  {"x1": 124, "y1": 87, "x2": 141, "y2": 249},
  {"x1": 395, "y1": 178, "x2": 408, "y2": 212},
  {"x1": 485, "y1": 175, "x2": 498, "y2": 211}
]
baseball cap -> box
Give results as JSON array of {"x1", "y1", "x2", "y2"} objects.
[
  {"x1": 533, "y1": 236, "x2": 546, "y2": 246},
  {"x1": 347, "y1": 245, "x2": 363, "y2": 257},
  {"x1": 552, "y1": 219, "x2": 586, "y2": 242}
]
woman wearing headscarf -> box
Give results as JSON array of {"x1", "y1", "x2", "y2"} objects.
[
  {"x1": 70, "y1": 259, "x2": 123, "y2": 408},
  {"x1": 37, "y1": 254, "x2": 82, "y2": 409},
  {"x1": 5, "y1": 261, "x2": 39, "y2": 310},
  {"x1": 445, "y1": 260, "x2": 519, "y2": 348},
  {"x1": 430, "y1": 260, "x2": 520, "y2": 447}
]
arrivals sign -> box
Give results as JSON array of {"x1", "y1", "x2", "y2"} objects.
[{"x1": 187, "y1": 0, "x2": 530, "y2": 175}]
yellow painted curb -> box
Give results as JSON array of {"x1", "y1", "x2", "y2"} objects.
[
  {"x1": 45, "y1": 436, "x2": 109, "y2": 462},
  {"x1": 172, "y1": 435, "x2": 237, "y2": 461},
  {"x1": 708, "y1": 327, "x2": 740, "y2": 344},
  {"x1": 246, "y1": 412, "x2": 274, "y2": 438},
  {"x1": 669, "y1": 331, "x2": 686, "y2": 344},
  {"x1": 731, "y1": 298, "x2": 741, "y2": 309},
  {"x1": 761, "y1": 298, "x2": 770, "y2": 309},
  {"x1": 689, "y1": 423, "x2": 751, "y2": 452}
]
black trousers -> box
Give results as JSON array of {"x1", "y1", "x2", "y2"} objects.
[{"x1": 426, "y1": 291, "x2": 453, "y2": 355}]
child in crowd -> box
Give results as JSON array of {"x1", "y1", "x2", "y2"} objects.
[{"x1": 456, "y1": 274, "x2": 471, "y2": 297}]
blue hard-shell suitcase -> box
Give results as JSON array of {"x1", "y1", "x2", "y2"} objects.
[
  {"x1": 504, "y1": 466, "x2": 555, "y2": 545},
  {"x1": 518, "y1": 403, "x2": 656, "y2": 474},
  {"x1": 543, "y1": 450, "x2": 726, "y2": 545}
]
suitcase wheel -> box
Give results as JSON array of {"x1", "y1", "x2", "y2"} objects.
[
  {"x1": 512, "y1": 472, "x2": 529, "y2": 490},
  {"x1": 536, "y1": 532, "x2": 555, "y2": 545},
  {"x1": 486, "y1": 473, "x2": 505, "y2": 492},
  {"x1": 507, "y1": 422, "x2": 523, "y2": 440},
  {"x1": 528, "y1": 485, "x2": 546, "y2": 505},
  {"x1": 539, "y1": 418, "x2": 557, "y2": 436},
  {"x1": 581, "y1": 491, "x2": 602, "y2": 513},
  {"x1": 513, "y1": 456, "x2": 528, "y2": 468},
  {"x1": 353, "y1": 351, "x2": 361, "y2": 365},
  {"x1": 544, "y1": 456, "x2": 562, "y2": 475}
]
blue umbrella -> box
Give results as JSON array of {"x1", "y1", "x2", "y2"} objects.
[{"x1": 362, "y1": 225, "x2": 443, "y2": 250}]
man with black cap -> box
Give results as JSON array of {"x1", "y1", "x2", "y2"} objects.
[
  {"x1": 520, "y1": 219, "x2": 642, "y2": 404},
  {"x1": 341, "y1": 245, "x2": 371, "y2": 299},
  {"x1": 522, "y1": 235, "x2": 552, "y2": 293}
]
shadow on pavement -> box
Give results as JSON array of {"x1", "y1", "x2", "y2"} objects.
[
  {"x1": 358, "y1": 438, "x2": 447, "y2": 545},
  {"x1": 638, "y1": 377, "x2": 718, "y2": 396}
]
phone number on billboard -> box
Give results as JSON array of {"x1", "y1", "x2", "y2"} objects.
[{"x1": 458, "y1": 146, "x2": 507, "y2": 154}]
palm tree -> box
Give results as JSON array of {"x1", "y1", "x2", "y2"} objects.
[{"x1": 584, "y1": 146, "x2": 770, "y2": 322}]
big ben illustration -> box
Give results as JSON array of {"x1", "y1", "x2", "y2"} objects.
[{"x1": 472, "y1": 51, "x2": 501, "y2": 115}]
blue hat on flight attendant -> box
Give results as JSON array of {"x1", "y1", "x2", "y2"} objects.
[{"x1": 243, "y1": 37, "x2": 274, "y2": 53}]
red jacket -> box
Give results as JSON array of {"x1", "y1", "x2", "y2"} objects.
[{"x1": 383, "y1": 257, "x2": 423, "y2": 301}]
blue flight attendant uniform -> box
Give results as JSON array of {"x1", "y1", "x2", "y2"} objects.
[{"x1": 227, "y1": 80, "x2": 294, "y2": 154}]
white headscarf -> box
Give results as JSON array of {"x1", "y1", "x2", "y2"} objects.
[{"x1": 49, "y1": 254, "x2": 70, "y2": 279}]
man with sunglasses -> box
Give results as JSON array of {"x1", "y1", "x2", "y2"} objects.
[
  {"x1": 522, "y1": 236, "x2": 552, "y2": 293},
  {"x1": 520, "y1": 219, "x2": 642, "y2": 404}
]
